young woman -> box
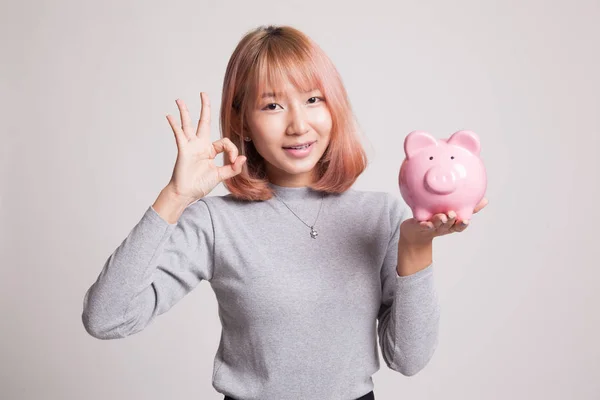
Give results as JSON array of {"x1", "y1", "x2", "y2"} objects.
[{"x1": 82, "y1": 25, "x2": 487, "y2": 400}]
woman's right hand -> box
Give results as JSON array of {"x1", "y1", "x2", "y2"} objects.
[{"x1": 165, "y1": 92, "x2": 246, "y2": 203}]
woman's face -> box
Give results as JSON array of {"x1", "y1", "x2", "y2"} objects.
[{"x1": 245, "y1": 81, "x2": 332, "y2": 187}]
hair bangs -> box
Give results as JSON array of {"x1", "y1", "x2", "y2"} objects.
[{"x1": 248, "y1": 42, "x2": 323, "y2": 108}]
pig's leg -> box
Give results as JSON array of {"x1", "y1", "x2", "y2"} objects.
[
  {"x1": 413, "y1": 207, "x2": 433, "y2": 222},
  {"x1": 456, "y1": 207, "x2": 474, "y2": 222}
]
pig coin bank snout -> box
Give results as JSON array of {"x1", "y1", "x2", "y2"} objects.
[{"x1": 398, "y1": 130, "x2": 487, "y2": 222}]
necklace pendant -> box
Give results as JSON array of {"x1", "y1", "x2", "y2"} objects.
[{"x1": 310, "y1": 226, "x2": 318, "y2": 239}]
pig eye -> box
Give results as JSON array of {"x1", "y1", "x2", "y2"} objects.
[
  {"x1": 451, "y1": 156, "x2": 454, "y2": 159},
  {"x1": 429, "y1": 156, "x2": 433, "y2": 160}
]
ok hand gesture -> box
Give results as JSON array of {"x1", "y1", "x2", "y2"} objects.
[{"x1": 165, "y1": 92, "x2": 247, "y2": 203}]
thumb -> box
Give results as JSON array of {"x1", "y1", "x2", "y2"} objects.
[{"x1": 218, "y1": 156, "x2": 246, "y2": 180}]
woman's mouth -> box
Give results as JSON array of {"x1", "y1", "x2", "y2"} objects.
[{"x1": 283, "y1": 141, "x2": 315, "y2": 158}]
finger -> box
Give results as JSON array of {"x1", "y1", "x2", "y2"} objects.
[
  {"x1": 419, "y1": 221, "x2": 434, "y2": 230},
  {"x1": 196, "y1": 92, "x2": 211, "y2": 139},
  {"x1": 176, "y1": 99, "x2": 194, "y2": 140},
  {"x1": 447, "y1": 210, "x2": 456, "y2": 225},
  {"x1": 211, "y1": 138, "x2": 239, "y2": 163},
  {"x1": 166, "y1": 114, "x2": 186, "y2": 148},
  {"x1": 439, "y1": 210, "x2": 457, "y2": 232},
  {"x1": 473, "y1": 197, "x2": 488, "y2": 214},
  {"x1": 432, "y1": 213, "x2": 447, "y2": 229},
  {"x1": 451, "y1": 219, "x2": 470, "y2": 233},
  {"x1": 217, "y1": 155, "x2": 247, "y2": 181}
]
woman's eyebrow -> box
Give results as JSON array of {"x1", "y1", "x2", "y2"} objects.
[
  {"x1": 260, "y1": 88, "x2": 319, "y2": 99},
  {"x1": 260, "y1": 92, "x2": 280, "y2": 99}
]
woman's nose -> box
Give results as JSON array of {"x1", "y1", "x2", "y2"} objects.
[{"x1": 287, "y1": 107, "x2": 310, "y2": 135}]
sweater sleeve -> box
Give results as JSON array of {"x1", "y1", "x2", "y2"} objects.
[
  {"x1": 82, "y1": 199, "x2": 215, "y2": 340},
  {"x1": 377, "y1": 193, "x2": 441, "y2": 376}
]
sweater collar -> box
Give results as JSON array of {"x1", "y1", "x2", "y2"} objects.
[{"x1": 267, "y1": 182, "x2": 325, "y2": 201}]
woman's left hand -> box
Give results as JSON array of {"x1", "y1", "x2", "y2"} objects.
[{"x1": 400, "y1": 198, "x2": 489, "y2": 245}]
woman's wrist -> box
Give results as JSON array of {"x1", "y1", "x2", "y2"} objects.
[
  {"x1": 152, "y1": 185, "x2": 195, "y2": 224},
  {"x1": 397, "y1": 237, "x2": 433, "y2": 276}
]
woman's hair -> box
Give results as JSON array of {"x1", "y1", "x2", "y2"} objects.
[{"x1": 220, "y1": 25, "x2": 368, "y2": 201}]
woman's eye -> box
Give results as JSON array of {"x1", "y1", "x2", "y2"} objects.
[
  {"x1": 263, "y1": 103, "x2": 281, "y2": 111},
  {"x1": 262, "y1": 97, "x2": 324, "y2": 110}
]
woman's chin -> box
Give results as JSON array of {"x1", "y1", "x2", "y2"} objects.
[{"x1": 268, "y1": 161, "x2": 317, "y2": 178}]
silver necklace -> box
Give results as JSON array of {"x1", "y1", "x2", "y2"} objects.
[{"x1": 273, "y1": 192, "x2": 325, "y2": 239}]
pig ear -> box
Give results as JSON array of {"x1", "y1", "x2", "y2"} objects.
[
  {"x1": 447, "y1": 130, "x2": 481, "y2": 155},
  {"x1": 404, "y1": 130, "x2": 438, "y2": 158}
]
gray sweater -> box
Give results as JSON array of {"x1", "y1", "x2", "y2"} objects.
[{"x1": 82, "y1": 182, "x2": 440, "y2": 399}]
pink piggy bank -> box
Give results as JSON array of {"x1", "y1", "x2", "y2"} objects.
[{"x1": 398, "y1": 130, "x2": 487, "y2": 222}]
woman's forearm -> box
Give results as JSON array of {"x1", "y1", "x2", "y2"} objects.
[{"x1": 397, "y1": 238, "x2": 433, "y2": 276}]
